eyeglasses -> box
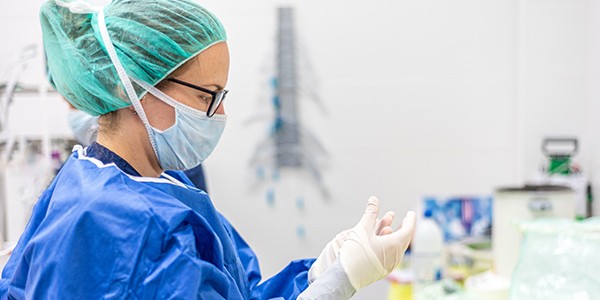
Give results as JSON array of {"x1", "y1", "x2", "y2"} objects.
[{"x1": 167, "y1": 78, "x2": 229, "y2": 117}]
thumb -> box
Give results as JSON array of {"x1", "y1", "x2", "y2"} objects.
[{"x1": 359, "y1": 196, "x2": 380, "y2": 227}]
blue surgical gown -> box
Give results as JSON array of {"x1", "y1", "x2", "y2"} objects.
[
  {"x1": 184, "y1": 164, "x2": 208, "y2": 193},
  {"x1": 0, "y1": 143, "x2": 314, "y2": 299}
]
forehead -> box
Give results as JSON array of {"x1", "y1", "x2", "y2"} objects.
[{"x1": 173, "y1": 42, "x2": 230, "y2": 83}]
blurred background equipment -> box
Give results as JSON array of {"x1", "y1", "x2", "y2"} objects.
[
  {"x1": 249, "y1": 6, "x2": 328, "y2": 194},
  {"x1": 0, "y1": 43, "x2": 74, "y2": 249},
  {"x1": 492, "y1": 185, "x2": 575, "y2": 280},
  {"x1": 247, "y1": 6, "x2": 328, "y2": 239},
  {"x1": 411, "y1": 208, "x2": 444, "y2": 297},
  {"x1": 529, "y1": 137, "x2": 593, "y2": 219},
  {"x1": 0, "y1": 45, "x2": 37, "y2": 132}
]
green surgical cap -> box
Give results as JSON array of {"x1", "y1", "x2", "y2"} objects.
[{"x1": 40, "y1": 0, "x2": 227, "y2": 116}]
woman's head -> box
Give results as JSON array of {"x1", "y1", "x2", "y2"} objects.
[
  {"x1": 41, "y1": 0, "x2": 227, "y2": 116},
  {"x1": 135, "y1": 42, "x2": 230, "y2": 132},
  {"x1": 42, "y1": 0, "x2": 231, "y2": 175}
]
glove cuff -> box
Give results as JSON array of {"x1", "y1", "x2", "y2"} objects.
[{"x1": 339, "y1": 228, "x2": 386, "y2": 290}]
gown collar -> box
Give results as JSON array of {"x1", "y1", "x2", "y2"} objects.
[{"x1": 84, "y1": 142, "x2": 142, "y2": 177}]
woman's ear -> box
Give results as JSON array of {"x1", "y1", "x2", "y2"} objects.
[{"x1": 127, "y1": 103, "x2": 140, "y2": 115}]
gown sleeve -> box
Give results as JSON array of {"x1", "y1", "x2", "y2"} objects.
[
  {"x1": 135, "y1": 223, "x2": 233, "y2": 299},
  {"x1": 219, "y1": 216, "x2": 316, "y2": 300}
]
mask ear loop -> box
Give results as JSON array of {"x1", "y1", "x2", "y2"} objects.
[
  {"x1": 96, "y1": 8, "x2": 160, "y2": 160},
  {"x1": 131, "y1": 78, "x2": 182, "y2": 109}
]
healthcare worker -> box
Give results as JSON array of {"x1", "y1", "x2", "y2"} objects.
[{"x1": 0, "y1": 0, "x2": 416, "y2": 299}]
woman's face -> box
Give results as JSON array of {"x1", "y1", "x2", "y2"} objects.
[{"x1": 142, "y1": 42, "x2": 230, "y2": 130}]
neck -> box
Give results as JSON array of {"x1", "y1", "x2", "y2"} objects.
[{"x1": 96, "y1": 110, "x2": 163, "y2": 178}]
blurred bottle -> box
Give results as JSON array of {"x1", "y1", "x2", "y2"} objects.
[
  {"x1": 387, "y1": 269, "x2": 413, "y2": 300},
  {"x1": 411, "y1": 209, "x2": 444, "y2": 299}
]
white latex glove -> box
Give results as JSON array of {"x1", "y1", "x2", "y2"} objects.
[
  {"x1": 308, "y1": 210, "x2": 396, "y2": 283},
  {"x1": 339, "y1": 196, "x2": 416, "y2": 291}
]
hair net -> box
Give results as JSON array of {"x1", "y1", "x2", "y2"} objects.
[{"x1": 40, "y1": 0, "x2": 227, "y2": 116}]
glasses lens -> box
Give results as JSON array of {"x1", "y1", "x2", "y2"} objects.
[{"x1": 208, "y1": 91, "x2": 227, "y2": 117}]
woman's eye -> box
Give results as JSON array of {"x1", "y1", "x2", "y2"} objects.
[{"x1": 198, "y1": 95, "x2": 211, "y2": 104}]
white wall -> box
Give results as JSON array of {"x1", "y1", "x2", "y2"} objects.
[
  {"x1": 589, "y1": 0, "x2": 600, "y2": 217},
  {"x1": 517, "y1": 0, "x2": 600, "y2": 216},
  {"x1": 517, "y1": 0, "x2": 593, "y2": 179},
  {"x1": 1, "y1": 0, "x2": 598, "y2": 299}
]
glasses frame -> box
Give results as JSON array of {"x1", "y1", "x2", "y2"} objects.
[{"x1": 167, "y1": 78, "x2": 228, "y2": 117}]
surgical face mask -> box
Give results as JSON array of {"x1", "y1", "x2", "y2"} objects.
[
  {"x1": 67, "y1": 110, "x2": 99, "y2": 146},
  {"x1": 134, "y1": 79, "x2": 227, "y2": 170},
  {"x1": 153, "y1": 109, "x2": 226, "y2": 171}
]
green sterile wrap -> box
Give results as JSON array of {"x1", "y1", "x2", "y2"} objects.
[{"x1": 511, "y1": 218, "x2": 600, "y2": 299}]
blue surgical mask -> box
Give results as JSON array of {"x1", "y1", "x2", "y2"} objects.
[
  {"x1": 151, "y1": 107, "x2": 226, "y2": 171},
  {"x1": 134, "y1": 78, "x2": 227, "y2": 171},
  {"x1": 67, "y1": 110, "x2": 99, "y2": 146}
]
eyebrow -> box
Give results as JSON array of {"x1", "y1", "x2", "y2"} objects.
[{"x1": 204, "y1": 84, "x2": 225, "y2": 91}]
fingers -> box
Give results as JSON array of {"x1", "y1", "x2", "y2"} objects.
[
  {"x1": 397, "y1": 211, "x2": 417, "y2": 238},
  {"x1": 386, "y1": 211, "x2": 417, "y2": 247},
  {"x1": 359, "y1": 196, "x2": 380, "y2": 227},
  {"x1": 379, "y1": 226, "x2": 393, "y2": 235},
  {"x1": 376, "y1": 211, "x2": 395, "y2": 235}
]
